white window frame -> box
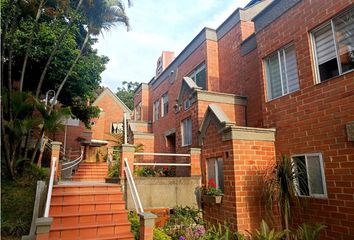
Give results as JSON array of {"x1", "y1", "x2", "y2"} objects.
[
  {"x1": 311, "y1": 7, "x2": 354, "y2": 83},
  {"x1": 111, "y1": 122, "x2": 123, "y2": 134},
  {"x1": 161, "y1": 92, "x2": 168, "y2": 117},
  {"x1": 291, "y1": 153, "x2": 327, "y2": 198},
  {"x1": 181, "y1": 117, "x2": 192, "y2": 147},
  {"x1": 264, "y1": 44, "x2": 299, "y2": 101},
  {"x1": 207, "y1": 157, "x2": 224, "y2": 190}
]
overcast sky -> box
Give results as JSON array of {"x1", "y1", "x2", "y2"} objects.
[{"x1": 94, "y1": 0, "x2": 251, "y2": 91}]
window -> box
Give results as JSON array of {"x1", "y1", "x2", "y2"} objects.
[
  {"x1": 181, "y1": 117, "x2": 192, "y2": 146},
  {"x1": 153, "y1": 100, "x2": 160, "y2": 122},
  {"x1": 207, "y1": 158, "x2": 224, "y2": 191},
  {"x1": 161, "y1": 93, "x2": 168, "y2": 117},
  {"x1": 292, "y1": 153, "x2": 327, "y2": 198},
  {"x1": 135, "y1": 102, "x2": 141, "y2": 120},
  {"x1": 312, "y1": 7, "x2": 354, "y2": 82},
  {"x1": 265, "y1": 44, "x2": 299, "y2": 100},
  {"x1": 189, "y1": 64, "x2": 206, "y2": 89},
  {"x1": 111, "y1": 122, "x2": 123, "y2": 134},
  {"x1": 183, "y1": 99, "x2": 191, "y2": 110}
]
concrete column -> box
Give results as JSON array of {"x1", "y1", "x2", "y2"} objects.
[
  {"x1": 139, "y1": 212, "x2": 157, "y2": 240},
  {"x1": 35, "y1": 217, "x2": 53, "y2": 240},
  {"x1": 190, "y1": 148, "x2": 201, "y2": 176},
  {"x1": 51, "y1": 141, "x2": 62, "y2": 181},
  {"x1": 121, "y1": 144, "x2": 135, "y2": 177}
]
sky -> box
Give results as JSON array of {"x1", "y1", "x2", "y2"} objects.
[{"x1": 94, "y1": 0, "x2": 251, "y2": 91}]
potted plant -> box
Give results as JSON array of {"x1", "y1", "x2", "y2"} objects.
[{"x1": 201, "y1": 178, "x2": 223, "y2": 204}]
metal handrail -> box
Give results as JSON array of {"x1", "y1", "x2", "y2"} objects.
[
  {"x1": 124, "y1": 158, "x2": 144, "y2": 214},
  {"x1": 44, "y1": 157, "x2": 56, "y2": 217},
  {"x1": 134, "y1": 152, "x2": 190, "y2": 157},
  {"x1": 134, "y1": 162, "x2": 191, "y2": 166},
  {"x1": 61, "y1": 151, "x2": 84, "y2": 171},
  {"x1": 61, "y1": 151, "x2": 83, "y2": 166}
]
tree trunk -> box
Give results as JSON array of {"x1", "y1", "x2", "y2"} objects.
[
  {"x1": 284, "y1": 205, "x2": 290, "y2": 240},
  {"x1": 35, "y1": 0, "x2": 84, "y2": 98},
  {"x1": 53, "y1": 30, "x2": 90, "y2": 103},
  {"x1": 31, "y1": 128, "x2": 45, "y2": 164},
  {"x1": 19, "y1": 0, "x2": 45, "y2": 92}
]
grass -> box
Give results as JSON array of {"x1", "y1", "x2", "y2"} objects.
[{"x1": 1, "y1": 165, "x2": 49, "y2": 238}]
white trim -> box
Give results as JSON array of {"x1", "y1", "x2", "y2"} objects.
[
  {"x1": 331, "y1": 19, "x2": 343, "y2": 75},
  {"x1": 134, "y1": 152, "x2": 190, "y2": 157},
  {"x1": 134, "y1": 163, "x2": 191, "y2": 166}
]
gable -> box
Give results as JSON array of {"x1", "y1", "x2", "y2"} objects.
[
  {"x1": 92, "y1": 88, "x2": 132, "y2": 117},
  {"x1": 198, "y1": 104, "x2": 236, "y2": 145},
  {"x1": 175, "y1": 77, "x2": 201, "y2": 112}
]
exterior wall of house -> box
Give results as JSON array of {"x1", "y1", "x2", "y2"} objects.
[
  {"x1": 254, "y1": 0, "x2": 354, "y2": 239},
  {"x1": 201, "y1": 120, "x2": 277, "y2": 233},
  {"x1": 217, "y1": 21, "x2": 263, "y2": 127},
  {"x1": 134, "y1": 83, "x2": 150, "y2": 121}
]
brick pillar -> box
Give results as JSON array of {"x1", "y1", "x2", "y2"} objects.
[
  {"x1": 139, "y1": 212, "x2": 157, "y2": 240},
  {"x1": 121, "y1": 144, "x2": 135, "y2": 177},
  {"x1": 51, "y1": 141, "x2": 62, "y2": 181},
  {"x1": 190, "y1": 148, "x2": 201, "y2": 176}
]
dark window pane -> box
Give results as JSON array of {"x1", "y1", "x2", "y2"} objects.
[
  {"x1": 196, "y1": 68, "x2": 206, "y2": 89},
  {"x1": 294, "y1": 156, "x2": 309, "y2": 196},
  {"x1": 318, "y1": 58, "x2": 339, "y2": 81}
]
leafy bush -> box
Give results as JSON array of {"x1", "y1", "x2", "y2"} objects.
[
  {"x1": 108, "y1": 162, "x2": 120, "y2": 178},
  {"x1": 154, "y1": 228, "x2": 172, "y2": 240},
  {"x1": 200, "y1": 178, "x2": 223, "y2": 196},
  {"x1": 134, "y1": 166, "x2": 176, "y2": 177},
  {"x1": 1, "y1": 166, "x2": 48, "y2": 237},
  {"x1": 128, "y1": 211, "x2": 140, "y2": 240},
  {"x1": 249, "y1": 220, "x2": 287, "y2": 240},
  {"x1": 293, "y1": 223, "x2": 326, "y2": 240}
]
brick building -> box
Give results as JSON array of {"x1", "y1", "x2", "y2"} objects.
[
  {"x1": 129, "y1": 0, "x2": 354, "y2": 238},
  {"x1": 55, "y1": 88, "x2": 131, "y2": 161}
]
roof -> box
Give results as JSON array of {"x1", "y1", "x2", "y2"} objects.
[
  {"x1": 198, "y1": 104, "x2": 236, "y2": 145},
  {"x1": 92, "y1": 88, "x2": 132, "y2": 115}
]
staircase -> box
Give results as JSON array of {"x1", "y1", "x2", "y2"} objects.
[
  {"x1": 71, "y1": 163, "x2": 109, "y2": 182},
  {"x1": 43, "y1": 162, "x2": 134, "y2": 240}
]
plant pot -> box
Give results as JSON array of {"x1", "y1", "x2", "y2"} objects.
[
  {"x1": 105, "y1": 177, "x2": 120, "y2": 184},
  {"x1": 201, "y1": 194, "x2": 223, "y2": 204}
]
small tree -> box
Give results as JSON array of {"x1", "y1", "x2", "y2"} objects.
[{"x1": 264, "y1": 155, "x2": 306, "y2": 239}]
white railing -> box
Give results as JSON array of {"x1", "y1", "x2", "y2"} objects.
[
  {"x1": 133, "y1": 152, "x2": 191, "y2": 167},
  {"x1": 44, "y1": 157, "x2": 56, "y2": 217},
  {"x1": 124, "y1": 158, "x2": 144, "y2": 214},
  {"x1": 61, "y1": 150, "x2": 84, "y2": 171}
]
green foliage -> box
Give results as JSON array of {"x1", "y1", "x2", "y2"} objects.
[
  {"x1": 128, "y1": 211, "x2": 140, "y2": 240},
  {"x1": 201, "y1": 224, "x2": 234, "y2": 240},
  {"x1": 1, "y1": 167, "x2": 49, "y2": 237},
  {"x1": 264, "y1": 155, "x2": 305, "y2": 234},
  {"x1": 249, "y1": 220, "x2": 287, "y2": 240},
  {"x1": 154, "y1": 228, "x2": 172, "y2": 240},
  {"x1": 293, "y1": 223, "x2": 326, "y2": 240},
  {"x1": 163, "y1": 206, "x2": 204, "y2": 240},
  {"x1": 134, "y1": 166, "x2": 176, "y2": 177},
  {"x1": 108, "y1": 162, "x2": 120, "y2": 178},
  {"x1": 116, "y1": 81, "x2": 140, "y2": 110}
]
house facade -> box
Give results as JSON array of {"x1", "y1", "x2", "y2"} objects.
[
  {"x1": 55, "y1": 88, "x2": 131, "y2": 161},
  {"x1": 129, "y1": 0, "x2": 354, "y2": 238}
]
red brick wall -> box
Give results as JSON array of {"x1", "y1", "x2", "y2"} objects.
[
  {"x1": 256, "y1": 1, "x2": 354, "y2": 239},
  {"x1": 202, "y1": 121, "x2": 277, "y2": 233},
  {"x1": 134, "y1": 85, "x2": 150, "y2": 121},
  {"x1": 217, "y1": 21, "x2": 263, "y2": 127},
  {"x1": 92, "y1": 93, "x2": 126, "y2": 148}
]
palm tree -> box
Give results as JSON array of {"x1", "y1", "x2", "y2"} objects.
[
  {"x1": 264, "y1": 155, "x2": 306, "y2": 239},
  {"x1": 53, "y1": 0, "x2": 130, "y2": 104}
]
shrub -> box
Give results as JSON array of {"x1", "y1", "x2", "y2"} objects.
[
  {"x1": 154, "y1": 228, "x2": 172, "y2": 240},
  {"x1": 128, "y1": 211, "x2": 140, "y2": 240},
  {"x1": 293, "y1": 223, "x2": 326, "y2": 240},
  {"x1": 249, "y1": 220, "x2": 287, "y2": 240},
  {"x1": 108, "y1": 162, "x2": 120, "y2": 178}
]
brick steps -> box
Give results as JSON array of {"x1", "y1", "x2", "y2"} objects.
[
  {"x1": 44, "y1": 183, "x2": 134, "y2": 240},
  {"x1": 72, "y1": 162, "x2": 108, "y2": 181}
]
